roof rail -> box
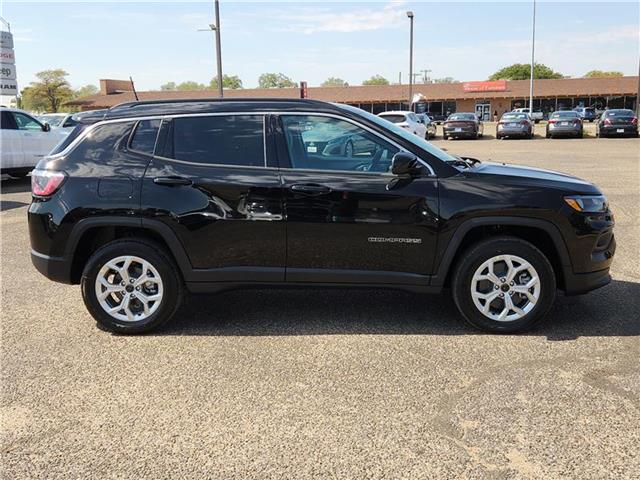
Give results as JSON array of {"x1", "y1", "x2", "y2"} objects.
[{"x1": 109, "y1": 97, "x2": 326, "y2": 111}]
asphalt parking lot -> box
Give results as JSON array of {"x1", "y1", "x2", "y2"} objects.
[{"x1": 2, "y1": 135, "x2": 639, "y2": 479}]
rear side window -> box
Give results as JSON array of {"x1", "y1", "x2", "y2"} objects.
[
  {"x1": 172, "y1": 115, "x2": 264, "y2": 167},
  {"x1": 129, "y1": 119, "x2": 161, "y2": 155},
  {"x1": 67, "y1": 122, "x2": 134, "y2": 163}
]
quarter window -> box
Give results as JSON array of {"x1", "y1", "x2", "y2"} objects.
[
  {"x1": 172, "y1": 115, "x2": 264, "y2": 167},
  {"x1": 280, "y1": 115, "x2": 399, "y2": 173},
  {"x1": 129, "y1": 119, "x2": 161, "y2": 155},
  {"x1": 13, "y1": 112, "x2": 43, "y2": 131}
]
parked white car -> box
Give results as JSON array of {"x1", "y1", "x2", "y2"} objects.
[
  {"x1": 512, "y1": 108, "x2": 543, "y2": 124},
  {"x1": 37, "y1": 112, "x2": 79, "y2": 131},
  {"x1": 1, "y1": 108, "x2": 70, "y2": 177},
  {"x1": 378, "y1": 111, "x2": 428, "y2": 138}
]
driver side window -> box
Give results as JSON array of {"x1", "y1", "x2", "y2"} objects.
[
  {"x1": 13, "y1": 113, "x2": 43, "y2": 131},
  {"x1": 280, "y1": 115, "x2": 399, "y2": 173}
]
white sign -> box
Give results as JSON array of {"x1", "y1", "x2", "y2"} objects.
[
  {"x1": 0, "y1": 63, "x2": 16, "y2": 80},
  {"x1": 0, "y1": 47, "x2": 15, "y2": 64},
  {"x1": 0, "y1": 79, "x2": 18, "y2": 96},
  {"x1": 0, "y1": 31, "x2": 13, "y2": 49}
]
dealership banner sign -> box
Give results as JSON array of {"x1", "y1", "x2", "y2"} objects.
[
  {"x1": 462, "y1": 80, "x2": 507, "y2": 93},
  {"x1": 0, "y1": 30, "x2": 17, "y2": 95}
]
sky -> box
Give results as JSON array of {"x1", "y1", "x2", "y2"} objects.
[{"x1": 1, "y1": 0, "x2": 639, "y2": 91}]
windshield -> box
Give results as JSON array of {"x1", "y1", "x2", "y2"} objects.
[
  {"x1": 502, "y1": 113, "x2": 528, "y2": 120},
  {"x1": 605, "y1": 109, "x2": 634, "y2": 117},
  {"x1": 38, "y1": 114, "x2": 66, "y2": 127},
  {"x1": 448, "y1": 113, "x2": 476, "y2": 121},
  {"x1": 551, "y1": 111, "x2": 579, "y2": 119},
  {"x1": 336, "y1": 103, "x2": 457, "y2": 163}
]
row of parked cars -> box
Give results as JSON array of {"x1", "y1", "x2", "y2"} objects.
[{"x1": 376, "y1": 108, "x2": 638, "y2": 140}]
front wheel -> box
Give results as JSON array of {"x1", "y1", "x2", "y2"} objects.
[
  {"x1": 451, "y1": 236, "x2": 556, "y2": 333},
  {"x1": 81, "y1": 239, "x2": 184, "y2": 334}
]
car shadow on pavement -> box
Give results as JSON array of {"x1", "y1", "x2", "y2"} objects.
[
  {"x1": 155, "y1": 279, "x2": 640, "y2": 340},
  {"x1": 0, "y1": 200, "x2": 28, "y2": 211},
  {"x1": 1, "y1": 177, "x2": 31, "y2": 194}
]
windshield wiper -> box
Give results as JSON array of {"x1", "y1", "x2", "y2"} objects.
[{"x1": 446, "y1": 155, "x2": 481, "y2": 169}]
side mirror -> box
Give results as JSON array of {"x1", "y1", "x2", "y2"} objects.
[
  {"x1": 391, "y1": 151, "x2": 421, "y2": 176},
  {"x1": 42, "y1": 122, "x2": 51, "y2": 132}
]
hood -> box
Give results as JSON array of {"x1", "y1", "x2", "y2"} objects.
[{"x1": 469, "y1": 161, "x2": 601, "y2": 194}]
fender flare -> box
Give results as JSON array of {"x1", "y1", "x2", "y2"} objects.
[
  {"x1": 64, "y1": 216, "x2": 193, "y2": 279},
  {"x1": 430, "y1": 216, "x2": 572, "y2": 287}
]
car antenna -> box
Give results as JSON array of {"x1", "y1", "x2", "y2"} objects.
[{"x1": 129, "y1": 76, "x2": 139, "y2": 101}]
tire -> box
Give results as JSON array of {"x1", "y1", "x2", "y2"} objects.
[
  {"x1": 546, "y1": 131, "x2": 551, "y2": 139},
  {"x1": 443, "y1": 134, "x2": 448, "y2": 140},
  {"x1": 451, "y1": 236, "x2": 556, "y2": 333},
  {"x1": 81, "y1": 239, "x2": 184, "y2": 334}
]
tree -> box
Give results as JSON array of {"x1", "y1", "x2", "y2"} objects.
[
  {"x1": 20, "y1": 69, "x2": 74, "y2": 112},
  {"x1": 160, "y1": 82, "x2": 177, "y2": 91},
  {"x1": 73, "y1": 84, "x2": 98, "y2": 98},
  {"x1": 488, "y1": 63, "x2": 564, "y2": 81},
  {"x1": 362, "y1": 75, "x2": 389, "y2": 86},
  {"x1": 258, "y1": 73, "x2": 297, "y2": 88},
  {"x1": 176, "y1": 81, "x2": 207, "y2": 91},
  {"x1": 583, "y1": 70, "x2": 623, "y2": 78},
  {"x1": 321, "y1": 77, "x2": 349, "y2": 87},
  {"x1": 210, "y1": 74, "x2": 243, "y2": 90}
]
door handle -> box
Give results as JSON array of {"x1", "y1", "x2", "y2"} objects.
[
  {"x1": 289, "y1": 184, "x2": 331, "y2": 194},
  {"x1": 153, "y1": 176, "x2": 193, "y2": 186}
]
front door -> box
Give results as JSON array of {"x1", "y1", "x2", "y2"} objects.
[
  {"x1": 0, "y1": 111, "x2": 23, "y2": 169},
  {"x1": 276, "y1": 114, "x2": 439, "y2": 285},
  {"x1": 475, "y1": 103, "x2": 491, "y2": 121},
  {"x1": 142, "y1": 114, "x2": 285, "y2": 282},
  {"x1": 11, "y1": 112, "x2": 52, "y2": 166}
]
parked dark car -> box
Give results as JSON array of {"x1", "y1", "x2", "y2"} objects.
[
  {"x1": 546, "y1": 111, "x2": 583, "y2": 138},
  {"x1": 596, "y1": 109, "x2": 639, "y2": 138},
  {"x1": 442, "y1": 112, "x2": 483, "y2": 140},
  {"x1": 416, "y1": 113, "x2": 437, "y2": 139},
  {"x1": 573, "y1": 107, "x2": 597, "y2": 123},
  {"x1": 29, "y1": 99, "x2": 615, "y2": 335},
  {"x1": 496, "y1": 112, "x2": 533, "y2": 139}
]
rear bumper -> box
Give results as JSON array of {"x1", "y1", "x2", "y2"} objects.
[
  {"x1": 600, "y1": 125, "x2": 638, "y2": 136},
  {"x1": 31, "y1": 250, "x2": 74, "y2": 284}
]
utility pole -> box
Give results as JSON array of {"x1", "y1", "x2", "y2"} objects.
[
  {"x1": 529, "y1": 0, "x2": 536, "y2": 113},
  {"x1": 214, "y1": 0, "x2": 223, "y2": 98},
  {"x1": 407, "y1": 11, "x2": 414, "y2": 108},
  {"x1": 200, "y1": 1, "x2": 224, "y2": 97}
]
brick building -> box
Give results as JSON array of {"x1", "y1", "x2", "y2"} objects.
[{"x1": 68, "y1": 76, "x2": 639, "y2": 121}]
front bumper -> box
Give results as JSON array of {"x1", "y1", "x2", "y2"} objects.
[
  {"x1": 563, "y1": 268, "x2": 611, "y2": 296},
  {"x1": 31, "y1": 250, "x2": 74, "y2": 284}
]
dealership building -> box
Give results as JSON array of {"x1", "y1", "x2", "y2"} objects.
[{"x1": 69, "y1": 76, "x2": 639, "y2": 121}]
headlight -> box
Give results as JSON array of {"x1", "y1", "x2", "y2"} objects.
[{"x1": 564, "y1": 195, "x2": 608, "y2": 213}]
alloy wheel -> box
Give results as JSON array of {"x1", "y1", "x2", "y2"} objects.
[
  {"x1": 470, "y1": 254, "x2": 540, "y2": 322},
  {"x1": 94, "y1": 255, "x2": 164, "y2": 322}
]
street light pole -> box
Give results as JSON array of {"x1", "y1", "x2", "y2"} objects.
[
  {"x1": 529, "y1": 0, "x2": 536, "y2": 114},
  {"x1": 214, "y1": 0, "x2": 223, "y2": 98},
  {"x1": 407, "y1": 11, "x2": 414, "y2": 109}
]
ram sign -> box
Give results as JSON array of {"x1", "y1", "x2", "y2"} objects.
[{"x1": 0, "y1": 31, "x2": 17, "y2": 96}]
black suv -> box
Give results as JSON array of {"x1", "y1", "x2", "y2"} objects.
[{"x1": 29, "y1": 99, "x2": 615, "y2": 334}]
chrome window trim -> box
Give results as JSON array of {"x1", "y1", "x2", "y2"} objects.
[
  {"x1": 43, "y1": 110, "x2": 436, "y2": 176},
  {"x1": 152, "y1": 155, "x2": 278, "y2": 171}
]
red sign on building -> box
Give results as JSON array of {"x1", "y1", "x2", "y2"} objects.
[{"x1": 462, "y1": 80, "x2": 507, "y2": 93}]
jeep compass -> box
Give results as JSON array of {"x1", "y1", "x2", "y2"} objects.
[{"x1": 28, "y1": 99, "x2": 615, "y2": 334}]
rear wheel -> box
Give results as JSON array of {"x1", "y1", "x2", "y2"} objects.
[
  {"x1": 452, "y1": 236, "x2": 556, "y2": 333},
  {"x1": 81, "y1": 239, "x2": 184, "y2": 334}
]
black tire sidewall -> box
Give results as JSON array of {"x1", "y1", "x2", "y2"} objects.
[
  {"x1": 452, "y1": 237, "x2": 556, "y2": 333},
  {"x1": 81, "y1": 240, "x2": 183, "y2": 333}
]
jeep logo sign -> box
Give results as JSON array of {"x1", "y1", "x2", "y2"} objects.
[{"x1": 0, "y1": 31, "x2": 17, "y2": 96}]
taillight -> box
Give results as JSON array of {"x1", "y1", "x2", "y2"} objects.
[
  {"x1": 632, "y1": 117, "x2": 638, "y2": 125},
  {"x1": 604, "y1": 118, "x2": 612, "y2": 125},
  {"x1": 574, "y1": 119, "x2": 582, "y2": 125},
  {"x1": 548, "y1": 119, "x2": 557, "y2": 124},
  {"x1": 31, "y1": 170, "x2": 66, "y2": 197},
  {"x1": 519, "y1": 120, "x2": 530, "y2": 125}
]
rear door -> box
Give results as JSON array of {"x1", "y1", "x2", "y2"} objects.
[
  {"x1": 0, "y1": 111, "x2": 23, "y2": 169},
  {"x1": 276, "y1": 113, "x2": 439, "y2": 286},
  {"x1": 142, "y1": 113, "x2": 285, "y2": 282},
  {"x1": 11, "y1": 112, "x2": 59, "y2": 166}
]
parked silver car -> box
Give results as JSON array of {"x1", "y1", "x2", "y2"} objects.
[
  {"x1": 496, "y1": 112, "x2": 533, "y2": 139},
  {"x1": 546, "y1": 111, "x2": 583, "y2": 138}
]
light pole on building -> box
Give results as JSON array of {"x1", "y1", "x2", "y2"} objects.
[
  {"x1": 529, "y1": 0, "x2": 536, "y2": 114},
  {"x1": 407, "y1": 11, "x2": 414, "y2": 109}
]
